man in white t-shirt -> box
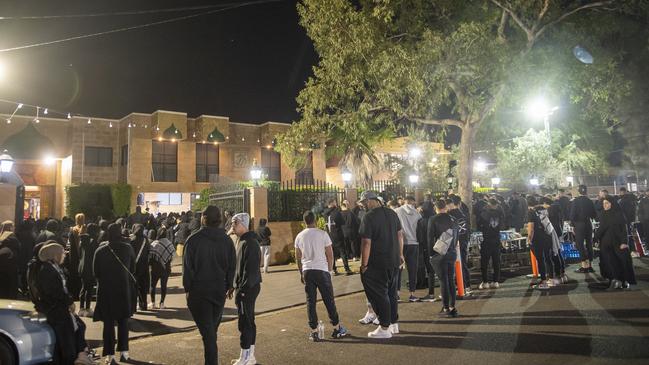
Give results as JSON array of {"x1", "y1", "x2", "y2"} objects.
[{"x1": 295, "y1": 211, "x2": 348, "y2": 342}]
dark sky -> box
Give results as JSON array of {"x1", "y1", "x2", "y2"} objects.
[{"x1": 0, "y1": 0, "x2": 317, "y2": 123}]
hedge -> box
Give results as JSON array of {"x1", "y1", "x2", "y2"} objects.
[{"x1": 66, "y1": 183, "x2": 133, "y2": 220}]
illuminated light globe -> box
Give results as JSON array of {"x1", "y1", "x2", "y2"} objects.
[
  {"x1": 43, "y1": 154, "x2": 56, "y2": 166},
  {"x1": 250, "y1": 159, "x2": 262, "y2": 184},
  {"x1": 530, "y1": 178, "x2": 540, "y2": 186},
  {"x1": 341, "y1": 170, "x2": 352, "y2": 183},
  {"x1": 409, "y1": 174, "x2": 419, "y2": 184},
  {"x1": 573, "y1": 45, "x2": 594, "y2": 64},
  {"x1": 491, "y1": 177, "x2": 501, "y2": 186},
  {"x1": 409, "y1": 147, "x2": 422, "y2": 159},
  {"x1": 474, "y1": 160, "x2": 487, "y2": 172},
  {"x1": 0, "y1": 151, "x2": 14, "y2": 173},
  {"x1": 566, "y1": 176, "x2": 574, "y2": 184}
]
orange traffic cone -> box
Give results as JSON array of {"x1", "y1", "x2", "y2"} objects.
[
  {"x1": 455, "y1": 242, "x2": 465, "y2": 298},
  {"x1": 529, "y1": 249, "x2": 539, "y2": 278}
]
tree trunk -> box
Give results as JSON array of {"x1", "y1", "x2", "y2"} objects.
[{"x1": 458, "y1": 123, "x2": 478, "y2": 224}]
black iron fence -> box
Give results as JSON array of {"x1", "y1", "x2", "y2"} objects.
[
  {"x1": 208, "y1": 189, "x2": 250, "y2": 215},
  {"x1": 268, "y1": 179, "x2": 345, "y2": 222}
]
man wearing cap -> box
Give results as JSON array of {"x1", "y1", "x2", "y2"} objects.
[
  {"x1": 358, "y1": 191, "x2": 404, "y2": 339},
  {"x1": 183, "y1": 206, "x2": 237, "y2": 365},
  {"x1": 230, "y1": 213, "x2": 262, "y2": 365}
]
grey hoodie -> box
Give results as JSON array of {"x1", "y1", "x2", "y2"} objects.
[{"x1": 395, "y1": 204, "x2": 422, "y2": 245}]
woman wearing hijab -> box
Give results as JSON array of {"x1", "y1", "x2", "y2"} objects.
[
  {"x1": 67, "y1": 213, "x2": 86, "y2": 301},
  {"x1": 0, "y1": 221, "x2": 20, "y2": 299},
  {"x1": 595, "y1": 196, "x2": 637, "y2": 289},
  {"x1": 148, "y1": 229, "x2": 174, "y2": 309},
  {"x1": 130, "y1": 223, "x2": 150, "y2": 311},
  {"x1": 93, "y1": 223, "x2": 137, "y2": 363},
  {"x1": 34, "y1": 242, "x2": 95, "y2": 365},
  {"x1": 78, "y1": 223, "x2": 100, "y2": 317}
]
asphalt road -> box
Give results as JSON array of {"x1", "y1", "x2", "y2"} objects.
[{"x1": 99, "y1": 258, "x2": 649, "y2": 365}]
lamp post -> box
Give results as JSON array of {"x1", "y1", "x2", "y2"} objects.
[
  {"x1": 566, "y1": 176, "x2": 574, "y2": 187},
  {"x1": 250, "y1": 159, "x2": 262, "y2": 186},
  {"x1": 491, "y1": 177, "x2": 501, "y2": 191},
  {"x1": 341, "y1": 169, "x2": 352, "y2": 188},
  {"x1": 0, "y1": 150, "x2": 14, "y2": 182}
]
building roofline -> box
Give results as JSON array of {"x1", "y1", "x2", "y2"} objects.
[
  {"x1": 152, "y1": 110, "x2": 187, "y2": 116},
  {"x1": 259, "y1": 121, "x2": 291, "y2": 127},
  {"x1": 196, "y1": 114, "x2": 230, "y2": 120}
]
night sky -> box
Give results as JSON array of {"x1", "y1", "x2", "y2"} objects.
[{"x1": 0, "y1": 0, "x2": 316, "y2": 123}]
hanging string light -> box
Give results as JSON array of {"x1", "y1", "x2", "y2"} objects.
[
  {"x1": 44, "y1": 108, "x2": 48, "y2": 115},
  {"x1": 87, "y1": 118, "x2": 92, "y2": 124}
]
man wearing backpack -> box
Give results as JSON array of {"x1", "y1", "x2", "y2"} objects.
[
  {"x1": 478, "y1": 199, "x2": 504, "y2": 290},
  {"x1": 448, "y1": 195, "x2": 472, "y2": 293},
  {"x1": 427, "y1": 199, "x2": 459, "y2": 317}
]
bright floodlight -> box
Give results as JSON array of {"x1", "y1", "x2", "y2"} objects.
[
  {"x1": 525, "y1": 97, "x2": 550, "y2": 119},
  {"x1": 409, "y1": 147, "x2": 422, "y2": 159},
  {"x1": 44, "y1": 154, "x2": 56, "y2": 166},
  {"x1": 341, "y1": 170, "x2": 352, "y2": 183},
  {"x1": 409, "y1": 174, "x2": 419, "y2": 184},
  {"x1": 530, "y1": 178, "x2": 540, "y2": 186},
  {"x1": 474, "y1": 160, "x2": 487, "y2": 172},
  {"x1": 566, "y1": 176, "x2": 574, "y2": 184},
  {"x1": 0, "y1": 151, "x2": 14, "y2": 173},
  {"x1": 491, "y1": 177, "x2": 501, "y2": 186},
  {"x1": 250, "y1": 166, "x2": 262, "y2": 180}
]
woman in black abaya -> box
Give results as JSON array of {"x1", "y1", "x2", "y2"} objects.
[{"x1": 595, "y1": 196, "x2": 636, "y2": 289}]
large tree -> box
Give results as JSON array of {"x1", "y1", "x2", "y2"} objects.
[{"x1": 277, "y1": 0, "x2": 645, "y2": 212}]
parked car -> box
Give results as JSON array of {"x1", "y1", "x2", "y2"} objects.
[{"x1": 0, "y1": 299, "x2": 54, "y2": 365}]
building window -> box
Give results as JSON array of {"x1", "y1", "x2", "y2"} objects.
[
  {"x1": 196, "y1": 143, "x2": 219, "y2": 183},
  {"x1": 157, "y1": 193, "x2": 182, "y2": 205},
  {"x1": 152, "y1": 141, "x2": 177, "y2": 182},
  {"x1": 84, "y1": 146, "x2": 113, "y2": 167},
  {"x1": 295, "y1": 152, "x2": 314, "y2": 184},
  {"x1": 120, "y1": 145, "x2": 128, "y2": 166},
  {"x1": 262, "y1": 148, "x2": 281, "y2": 181}
]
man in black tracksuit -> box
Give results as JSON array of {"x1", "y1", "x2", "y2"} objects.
[
  {"x1": 478, "y1": 199, "x2": 504, "y2": 289},
  {"x1": 448, "y1": 195, "x2": 471, "y2": 292},
  {"x1": 231, "y1": 213, "x2": 261, "y2": 365},
  {"x1": 570, "y1": 185, "x2": 597, "y2": 273},
  {"x1": 323, "y1": 199, "x2": 352, "y2": 275},
  {"x1": 183, "y1": 206, "x2": 236, "y2": 365}
]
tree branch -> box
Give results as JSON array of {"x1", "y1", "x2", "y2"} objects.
[
  {"x1": 535, "y1": 1, "x2": 616, "y2": 40},
  {"x1": 497, "y1": 10, "x2": 508, "y2": 43},
  {"x1": 412, "y1": 117, "x2": 465, "y2": 128},
  {"x1": 490, "y1": 0, "x2": 534, "y2": 43}
]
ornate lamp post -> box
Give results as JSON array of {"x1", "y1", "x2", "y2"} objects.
[
  {"x1": 250, "y1": 159, "x2": 262, "y2": 186},
  {"x1": 0, "y1": 150, "x2": 14, "y2": 182},
  {"x1": 341, "y1": 169, "x2": 352, "y2": 188}
]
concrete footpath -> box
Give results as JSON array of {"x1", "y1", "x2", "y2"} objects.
[{"x1": 84, "y1": 258, "x2": 365, "y2": 348}]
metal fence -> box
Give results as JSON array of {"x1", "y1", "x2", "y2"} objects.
[
  {"x1": 268, "y1": 179, "x2": 345, "y2": 222},
  {"x1": 208, "y1": 189, "x2": 250, "y2": 215}
]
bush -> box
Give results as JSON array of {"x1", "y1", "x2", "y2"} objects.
[
  {"x1": 110, "y1": 183, "x2": 132, "y2": 217},
  {"x1": 66, "y1": 184, "x2": 114, "y2": 220}
]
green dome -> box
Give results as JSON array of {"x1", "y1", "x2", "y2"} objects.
[
  {"x1": 163, "y1": 123, "x2": 182, "y2": 139},
  {"x1": 206, "y1": 127, "x2": 225, "y2": 143},
  {"x1": 0, "y1": 123, "x2": 56, "y2": 160}
]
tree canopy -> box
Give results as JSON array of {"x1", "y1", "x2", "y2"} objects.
[{"x1": 277, "y1": 0, "x2": 648, "y2": 206}]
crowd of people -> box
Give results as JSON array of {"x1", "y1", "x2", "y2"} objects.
[{"x1": 0, "y1": 184, "x2": 646, "y2": 365}]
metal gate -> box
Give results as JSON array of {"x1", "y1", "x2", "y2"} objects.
[{"x1": 208, "y1": 189, "x2": 250, "y2": 214}]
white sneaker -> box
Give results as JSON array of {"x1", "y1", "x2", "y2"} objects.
[
  {"x1": 232, "y1": 348, "x2": 255, "y2": 365},
  {"x1": 492, "y1": 282, "x2": 500, "y2": 289},
  {"x1": 552, "y1": 278, "x2": 561, "y2": 286},
  {"x1": 85, "y1": 308, "x2": 94, "y2": 317},
  {"x1": 546, "y1": 279, "x2": 555, "y2": 287},
  {"x1": 104, "y1": 355, "x2": 113, "y2": 364},
  {"x1": 78, "y1": 308, "x2": 87, "y2": 317},
  {"x1": 612, "y1": 279, "x2": 623, "y2": 289},
  {"x1": 159, "y1": 302, "x2": 165, "y2": 309},
  {"x1": 358, "y1": 312, "x2": 377, "y2": 325},
  {"x1": 630, "y1": 251, "x2": 640, "y2": 258},
  {"x1": 535, "y1": 282, "x2": 550, "y2": 290},
  {"x1": 561, "y1": 274, "x2": 568, "y2": 284},
  {"x1": 479, "y1": 282, "x2": 488, "y2": 290},
  {"x1": 148, "y1": 302, "x2": 158, "y2": 310},
  {"x1": 249, "y1": 345, "x2": 256, "y2": 364},
  {"x1": 368, "y1": 326, "x2": 392, "y2": 339},
  {"x1": 372, "y1": 317, "x2": 380, "y2": 325},
  {"x1": 389, "y1": 323, "x2": 399, "y2": 334},
  {"x1": 119, "y1": 351, "x2": 129, "y2": 362}
]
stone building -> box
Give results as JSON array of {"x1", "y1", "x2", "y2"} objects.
[{"x1": 0, "y1": 109, "x2": 444, "y2": 219}]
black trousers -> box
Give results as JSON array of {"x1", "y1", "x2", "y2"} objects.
[
  {"x1": 136, "y1": 272, "x2": 150, "y2": 311},
  {"x1": 332, "y1": 243, "x2": 351, "y2": 272},
  {"x1": 480, "y1": 240, "x2": 501, "y2": 283},
  {"x1": 459, "y1": 239, "x2": 471, "y2": 289},
  {"x1": 626, "y1": 223, "x2": 636, "y2": 252},
  {"x1": 531, "y1": 241, "x2": 551, "y2": 281},
  {"x1": 304, "y1": 270, "x2": 339, "y2": 330},
  {"x1": 188, "y1": 291, "x2": 226, "y2": 365},
  {"x1": 421, "y1": 247, "x2": 436, "y2": 295},
  {"x1": 236, "y1": 284, "x2": 260, "y2": 349},
  {"x1": 150, "y1": 265, "x2": 170, "y2": 304},
  {"x1": 641, "y1": 220, "x2": 649, "y2": 245},
  {"x1": 48, "y1": 311, "x2": 86, "y2": 364},
  {"x1": 361, "y1": 266, "x2": 399, "y2": 328},
  {"x1": 574, "y1": 221, "x2": 593, "y2": 261},
  {"x1": 102, "y1": 317, "x2": 129, "y2": 356},
  {"x1": 79, "y1": 278, "x2": 95, "y2": 310},
  {"x1": 398, "y1": 245, "x2": 419, "y2": 292},
  {"x1": 430, "y1": 254, "x2": 456, "y2": 309},
  {"x1": 549, "y1": 251, "x2": 564, "y2": 276}
]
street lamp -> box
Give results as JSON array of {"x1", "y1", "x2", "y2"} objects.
[
  {"x1": 525, "y1": 96, "x2": 559, "y2": 142},
  {"x1": 474, "y1": 159, "x2": 487, "y2": 173},
  {"x1": 250, "y1": 159, "x2": 262, "y2": 186},
  {"x1": 341, "y1": 169, "x2": 352, "y2": 188},
  {"x1": 408, "y1": 173, "x2": 419, "y2": 185},
  {"x1": 566, "y1": 176, "x2": 574, "y2": 187},
  {"x1": 0, "y1": 150, "x2": 14, "y2": 173},
  {"x1": 43, "y1": 154, "x2": 56, "y2": 166},
  {"x1": 529, "y1": 178, "x2": 540, "y2": 186},
  {"x1": 408, "y1": 146, "x2": 422, "y2": 160},
  {"x1": 491, "y1": 177, "x2": 501, "y2": 190}
]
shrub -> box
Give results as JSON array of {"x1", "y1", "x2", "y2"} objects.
[
  {"x1": 110, "y1": 183, "x2": 132, "y2": 217},
  {"x1": 66, "y1": 184, "x2": 113, "y2": 220}
]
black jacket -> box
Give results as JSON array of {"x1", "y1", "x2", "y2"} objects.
[
  {"x1": 427, "y1": 213, "x2": 456, "y2": 257},
  {"x1": 34, "y1": 261, "x2": 74, "y2": 318},
  {"x1": 570, "y1": 196, "x2": 597, "y2": 224},
  {"x1": 639, "y1": 196, "x2": 649, "y2": 222},
  {"x1": 548, "y1": 201, "x2": 564, "y2": 236},
  {"x1": 478, "y1": 207, "x2": 504, "y2": 242},
  {"x1": 174, "y1": 222, "x2": 192, "y2": 245},
  {"x1": 93, "y1": 240, "x2": 137, "y2": 321},
  {"x1": 341, "y1": 209, "x2": 359, "y2": 239},
  {"x1": 255, "y1": 225, "x2": 272, "y2": 246},
  {"x1": 130, "y1": 224, "x2": 150, "y2": 278},
  {"x1": 618, "y1": 193, "x2": 637, "y2": 223},
  {"x1": 323, "y1": 206, "x2": 345, "y2": 245},
  {"x1": 235, "y1": 231, "x2": 262, "y2": 292},
  {"x1": 182, "y1": 227, "x2": 236, "y2": 296},
  {"x1": 0, "y1": 233, "x2": 20, "y2": 299},
  {"x1": 78, "y1": 233, "x2": 99, "y2": 281}
]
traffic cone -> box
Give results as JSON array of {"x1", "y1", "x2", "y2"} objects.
[
  {"x1": 528, "y1": 249, "x2": 539, "y2": 278},
  {"x1": 455, "y1": 242, "x2": 465, "y2": 298}
]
